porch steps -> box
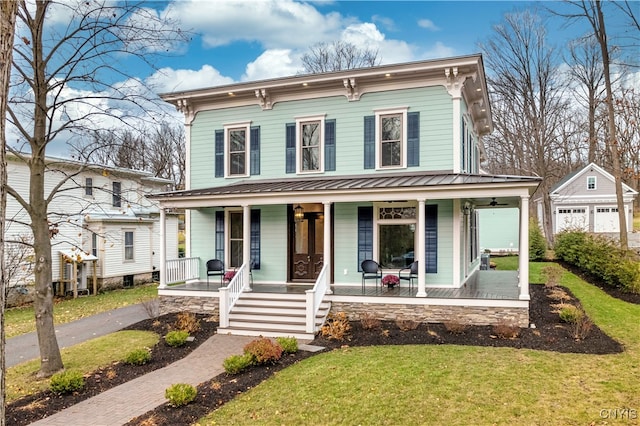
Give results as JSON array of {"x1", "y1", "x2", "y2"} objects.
[{"x1": 217, "y1": 292, "x2": 331, "y2": 340}]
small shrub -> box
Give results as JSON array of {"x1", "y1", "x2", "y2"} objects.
[
  {"x1": 165, "y1": 330, "x2": 189, "y2": 347},
  {"x1": 223, "y1": 353, "x2": 254, "y2": 374},
  {"x1": 175, "y1": 312, "x2": 201, "y2": 333},
  {"x1": 443, "y1": 321, "x2": 467, "y2": 334},
  {"x1": 572, "y1": 315, "x2": 593, "y2": 340},
  {"x1": 123, "y1": 348, "x2": 152, "y2": 365},
  {"x1": 141, "y1": 299, "x2": 160, "y2": 319},
  {"x1": 360, "y1": 312, "x2": 381, "y2": 330},
  {"x1": 493, "y1": 321, "x2": 520, "y2": 339},
  {"x1": 243, "y1": 338, "x2": 283, "y2": 365},
  {"x1": 547, "y1": 288, "x2": 570, "y2": 302},
  {"x1": 558, "y1": 304, "x2": 584, "y2": 324},
  {"x1": 542, "y1": 264, "x2": 563, "y2": 288},
  {"x1": 165, "y1": 383, "x2": 197, "y2": 407},
  {"x1": 50, "y1": 370, "x2": 85, "y2": 394},
  {"x1": 320, "y1": 312, "x2": 352, "y2": 341},
  {"x1": 395, "y1": 318, "x2": 419, "y2": 331},
  {"x1": 275, "y1": 336, "x2": 298, "y2": 354},
  {"x1": 529, "y1": 219, "x2": 547, "y2": 261}
]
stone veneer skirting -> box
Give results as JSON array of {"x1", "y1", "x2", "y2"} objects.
[
  {"x1": 158, "y1": 293, "x2": 528, "y2": 327},
  {"x1": 329, "y1": 301, "x2": 529, "y2": 327},
  {"x1": 159, "y1": 295, "x2": 220, "y2": 316}
]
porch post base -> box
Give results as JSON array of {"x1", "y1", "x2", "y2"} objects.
[
  {"x1": 416, "y1": 290, "x2": 427, "y2": 298},
  {"x1": 519, "y1": 294, "x2": 530, "y2": 301}
]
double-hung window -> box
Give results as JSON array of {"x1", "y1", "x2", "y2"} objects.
[
  {"x1": 375, "y1": 107, "x2": 408, "y2": 169},
  {"x1": 124, "y1": 230, "x2": 134, "y2": 261},
  {"x1": 112, "y1": 182, "x2": 121, "y2": 207},
  {"x1": 587, "y1": 176, "x2": 596, "y2": 190},
  {"x1": 85, "y1": 177, "x2": 93, "y2": 197},
  {"x1": 296, "y1": 115, "x2": 325, "y2": 173},
  {"x1": 225, "y1": 122, "x2": 250, "y2": 177}
]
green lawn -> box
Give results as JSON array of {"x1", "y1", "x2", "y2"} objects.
[
  {"x1": 5, "y1": 283, "x2": 157, "y2": 338},
  {"x1": 200, "y1": 260, "x2": 640, "y2": 425}
]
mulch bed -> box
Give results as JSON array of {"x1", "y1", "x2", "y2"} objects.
[{"x1": 8, "y1": 279, "x2": 631, "y2": 426}]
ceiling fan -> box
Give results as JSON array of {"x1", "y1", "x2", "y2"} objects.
[{"x1": 480, "y1": 197, "x2": 509, "y2": 207}]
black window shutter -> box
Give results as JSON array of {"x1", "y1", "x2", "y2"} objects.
[
  {"x1": 215, "y1": 210, "x2": 225, "y2": 261},
  {"x1": 250, "y1": 126, "x2": 260, "y2": 175},
  {"x1": 215, "y1": 130, "x2": 224, "y2": 177},
  {"x1": 407, "y1": 112, "x2": 420, "y2": 167},
  {"x1": 325, "y1": 119, "x2": 336, "y2": 171},
  {"x1": 285, "y1": 123, "x2": 296, "y2": 173},
  {"x1": 363, "y1": 115, "x2": 375, "y2": 169},
  {"x1": 357, "y1": 206, "x2": 374, "y2": 272},
  {"x1": 425, "y1": 204, "x2": 438, "y2": 273},
  {"x1": 250, "y1": 209, "x2": 260, "y2": 269}
]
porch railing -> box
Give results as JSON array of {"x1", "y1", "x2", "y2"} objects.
[
  {"x1": 166, "y1": 257, "x2": 200, "y2": 285},
  {"x1": 305, "y1": 263, "x2": 330, "y2": 334},
  {"x1": 219, "y1": 262, "x2": 248, "y2": 328}
]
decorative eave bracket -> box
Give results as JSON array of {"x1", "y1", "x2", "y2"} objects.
[
  {"x1": 444, "y1": 67, "x2": 462, "y2": 98},
  {"x1": 255, "y1": 89, "x2": 272, "y2": 110},
  {"x1": 343, "y1": 78, "x2": 360, "y2": 101},
  {"x1": 175, "y1": 99, "x2": 194, "y2": 124}
]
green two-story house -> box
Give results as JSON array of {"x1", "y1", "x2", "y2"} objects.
[{"x1": 151, "y1": 54, "x2": 541, "y2": 339}]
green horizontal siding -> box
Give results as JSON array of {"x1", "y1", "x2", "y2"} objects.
[{"x1": 189, "y1": 86, "x2": 453, "y2": 189}]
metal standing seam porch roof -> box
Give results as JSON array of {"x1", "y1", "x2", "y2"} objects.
[{"x1": 149, "y1": 171, "x2": 541, "y2": 206}]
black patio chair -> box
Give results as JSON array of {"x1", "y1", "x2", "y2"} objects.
[
  {"x1": 206, "y1": 259, "x2": 224, "y2": 286},
  {"x1": 398, "y1": 261, "x2": 419, "y2": 289},
  {"x1": 361, "y1": 259, "x2": 382, "y2": 292}
]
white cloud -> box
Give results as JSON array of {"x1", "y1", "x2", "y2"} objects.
[
  {"x1": 147, "y1": 65, "x2": 235, "y2": 93},
  {"x1": 163, "y1": 0, "x2": 348, "y2": 49},
  {"x1": 372, "y1": 15, "x2": 396, "y2": 32},
  {"x1": 418, "y1": 18, "x2": 440, "y2": 31},
  {"x1": 242, "y1": 49, "x2": 300, "y2": 81},
  {"x1": 341, "y1": 23, "x2": 415, "y2": 65},
  {"x1": 421, "y1": 41, "x2": 456, "y2": 60}
]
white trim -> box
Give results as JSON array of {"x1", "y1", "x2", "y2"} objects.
[
  {"x1": 295, "y1": 114, "x2": 325, "y2": 174},
  {"x1": 374, "y1": 107, "x2": 408, "y2": 170},
  {"x1": 225, "y1": 208, "x2": 243, "y2": 268},
  {"x1": 123, "y1": 229, "x2": 135, "y2": 262},
  {"x1": 373, "y1": 202, "x2": 417, "y2": 271},
  {"x1": 587, "y1": 175, "x2": 597, "y2": 190},
  {"x1": 553, "y1": 162, "x2": 638, "y2": 195},
  {"x1": 223, "y1": 121, "x2": 251, "y2": 179}
]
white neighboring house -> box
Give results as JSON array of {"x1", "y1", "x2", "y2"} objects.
[
  {"x1": 540, "y1": 163, "x2": 638, "y2": 234},
  {"x1": 4, "y1": 153, "x2": 179, "y2": 303}
]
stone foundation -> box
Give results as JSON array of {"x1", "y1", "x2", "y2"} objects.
[
  {"x1": 330, "y1": 302, "x2": 529, "y2": 327},
  {"x1": 159, "y1": 295, "x2": 220, "y2": 317}
]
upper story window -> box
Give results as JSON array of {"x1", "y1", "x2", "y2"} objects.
[
  {"x1": 297, "y1": 116, "x2": 325, "y2": 173},
  {"x1": 225, "y1": 122, "x2": 250, "y2": 177},
  {"x1": 286, "y1": 116, "x2": 335, "y2": 174},
  {"x1": 112, "y1": 182, "x2": 121, "y2": 207},
  {"x1": 215, "y1": 123, "x2": 260, "y2": 178},
  {"x1": 364, "y1": 107, "x2": 418, "y2": 171},
  {"x1": 376, "y1": 108, "x2": 407, "y2": 169},
  {"x1": 587, "y1": 176, "x2": 596, "y2": 190},
  {"x1": 85, "y1": 177, "x2": 93, "y2": 196}
]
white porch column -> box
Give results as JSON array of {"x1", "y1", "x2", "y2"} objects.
[
  {"x1": 243, "y1": 204, "x2": 251, "y2": 291},
  {"x1": 518, "y1": 195, "x2": 530, "y2": 300},
  {"x1": 323, "y1": 202, "x2": 332, "y2": 294},
  {"x1": 416, "y1": 199, "x2": 427, "y2": 297},
  {"x1": 159, "y1": 207, "x2": 167, "y2": 289}
]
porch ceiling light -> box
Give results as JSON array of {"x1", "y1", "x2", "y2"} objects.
[{"x1": 294, "y1": 204, "x2": 304, "y2": 222}]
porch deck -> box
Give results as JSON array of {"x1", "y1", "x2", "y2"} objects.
[{"x1": 162, "y1": 270, "x2": 521, "y2": 301}]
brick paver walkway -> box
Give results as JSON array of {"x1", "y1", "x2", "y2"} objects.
[{"x1": 29, "y1": 334, "x2": 255, "y2": 426}]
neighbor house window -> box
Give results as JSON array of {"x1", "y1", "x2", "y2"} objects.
[
  {"x1": 124, "y1": 231, "x2": 134, "y2": 261},
  {"x1": 224, "y1": 122, "x2": 251, "y2": 177},
  {"x1": 375, "y1": 107, "x2": 408, "y2": 169},
  {"x1": 85, "y1": 177, "x2": 93, "y2": 196},
  {"x1": 112, "y1": 182, "x2": 121, "y2": 207},
  {"x1": 587, "y1": 176, "x2": 596, "y2": 190},
  {"x1": 91, "y1": 232, "x2": 98, "y2": 257},
  {"x1": 296, "y1": 115, "x2": 325, "y2": 173}
]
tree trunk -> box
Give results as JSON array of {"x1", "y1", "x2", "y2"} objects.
[{"x1": 1, "y1": 0, "x2": 19, "y2": 421}]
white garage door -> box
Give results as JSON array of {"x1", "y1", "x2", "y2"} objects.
[
  {"x1": 594, "y1": 207, "x2": 619, "y2": 232},
  {"x1": 556, "y1": 207, "x2": 588, "y2": 232}
]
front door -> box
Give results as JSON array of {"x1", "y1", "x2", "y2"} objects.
[{"x1": 290, "y1": 209, "x2": 324, "y2": 281}]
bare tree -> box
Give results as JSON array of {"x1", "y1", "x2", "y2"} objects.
[
  {"x1": 480, "y1": 10, "x2": 571, "y2": 243},
  {"x1": 558, "y1": 0, "x2": 632, "y2": 248},
  {"x1": 6, "y1": 0, "x2": 186, "y2": 377},
  {"x1": 301, "y1": 40, "x2": 380, "y2": 73},
  {"x1": 1, "y1": 0, "x2": 19, "y2": 421}
]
